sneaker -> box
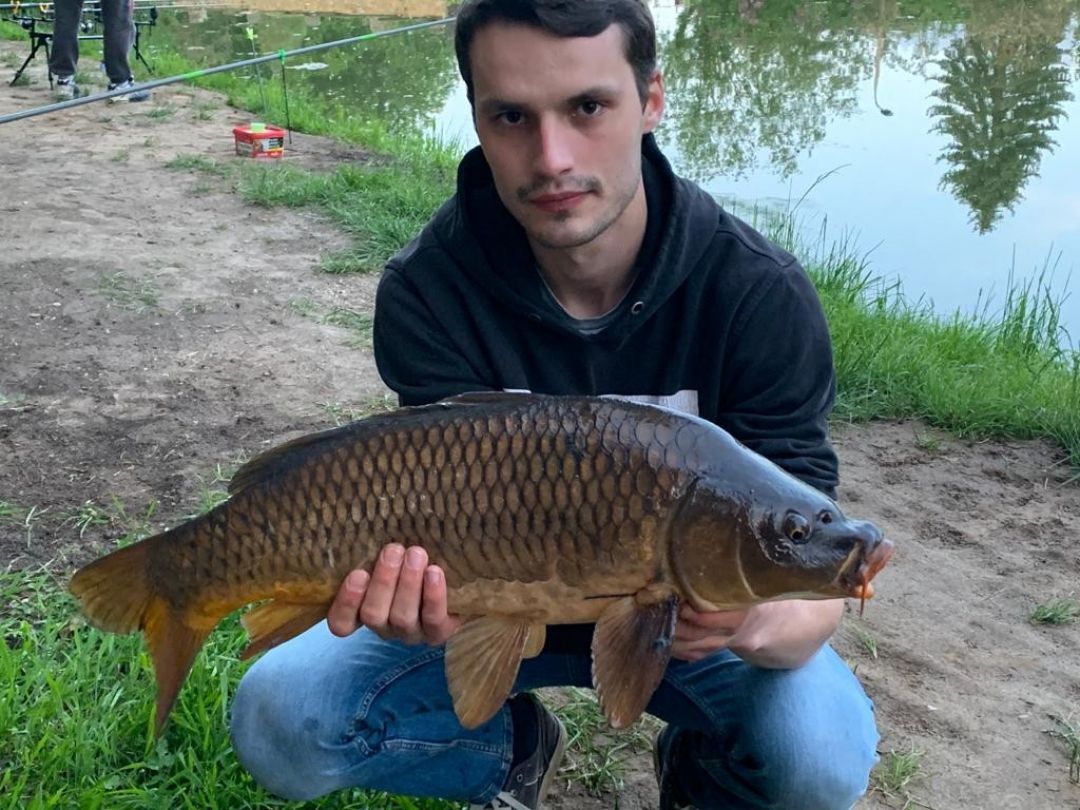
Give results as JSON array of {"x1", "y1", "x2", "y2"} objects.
[
  {"x1": 53, "y1": 76, "x2": 82, "y2": 101},
  {"x1": 107, "y1": 79, "x2": 150, "y2": 103},
  {"x1": 469, "y1": 693, "x2": 567, "y2": 810},
  {"x1": 654, "y1": 725, "x2": 695, "y2": 810}
]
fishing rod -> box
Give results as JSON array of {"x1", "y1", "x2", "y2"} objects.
[{"x1": 0, "y1": 15, "x2": 453, "y2": 125}]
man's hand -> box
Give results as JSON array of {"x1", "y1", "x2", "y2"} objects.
[
  {"x1": 326, "y1": 543, "x2": 462, "y2": 645},
  {"x1": 671, "y1": 605, "x2": 750, "y2": 662},
  {"x1": 672, "y1": 599, "x2": 845, "y2": 668}
]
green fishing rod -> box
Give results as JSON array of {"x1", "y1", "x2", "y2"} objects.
[{"x1": 0, "y1": 15, "x2": 453, "y2": 125}]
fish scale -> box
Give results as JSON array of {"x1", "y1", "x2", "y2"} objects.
[{"x1": 69, "y1": 392, "x2": 893, "y2": 734}]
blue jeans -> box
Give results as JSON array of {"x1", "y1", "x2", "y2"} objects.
[{"x1": 230, "y1": 622, "x2": 879, "y2": 808}]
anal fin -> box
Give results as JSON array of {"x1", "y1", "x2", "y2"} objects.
[
  {"x1": 240, "y1": 600, "x2": 330, "y2": 660},
  {"x1": 444, "y1": 616, "x2": 530, "y2": 729},
  {"x1": 591, "y1": 593, "x2": 679, "y2": 729}
]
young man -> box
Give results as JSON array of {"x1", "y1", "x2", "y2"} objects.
[
  {"x1": 48, "y1": 0, "x2": 149, "y2": 102},
  {"x1": 229, "y1": 2, "x2": 879, "y2": 808}
]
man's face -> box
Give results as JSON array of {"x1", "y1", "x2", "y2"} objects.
[{"x1": 469, "y1": 22, "x2": 664, "y2": 251}]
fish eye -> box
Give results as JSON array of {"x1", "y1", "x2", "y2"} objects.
[{"x1": 782, "y1": 511, "x2": 812, "y2": 543}]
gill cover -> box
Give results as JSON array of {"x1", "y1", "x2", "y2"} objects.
[{"x1": 668, "y1": 479, "x2": 759, "y2": 611}]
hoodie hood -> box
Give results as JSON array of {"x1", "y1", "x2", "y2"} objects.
[{"x1": 427, "y1": 134, "x2": 722, "y2": 345}]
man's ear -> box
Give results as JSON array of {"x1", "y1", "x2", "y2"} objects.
[{"x1": 642, "y1": 70, "x2": 665, "y2": 133}]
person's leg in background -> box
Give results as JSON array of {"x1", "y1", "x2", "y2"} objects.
[
  {"x1": 47, "y1": 0, "x2": 86, "y2": 99},
  {"x1": 99, "y1": 0, "x2": 148, "y2": 101}
]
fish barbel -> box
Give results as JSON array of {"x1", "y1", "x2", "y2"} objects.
[{"x1": 69, "y1": 392, "x2": 893, "y2": 733}]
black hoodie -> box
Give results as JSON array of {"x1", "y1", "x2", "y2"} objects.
[{"x1": 373, "y1": 134, "x2": 838, "y2": 497}]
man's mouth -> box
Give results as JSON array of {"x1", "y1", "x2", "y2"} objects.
[{"x1": 530, "y1": 191, "x2": 588, "y2": 213}]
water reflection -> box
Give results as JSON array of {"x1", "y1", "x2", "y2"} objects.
[
  {"x1": 659, "y1": 0, "x2": 1078, "y2": 237},
  {"x1": 658, "y1": 0, "x2": 866, "y2": 182},
  {"x1": 290, "y1": 14, "x2": 456, "y2": 131},
  {"x1": 156, "y1": 6, "x2": 456, "y2": 133},
  {"x1": 929, "y1": 7, "x2": 1075, "y2": 233}
]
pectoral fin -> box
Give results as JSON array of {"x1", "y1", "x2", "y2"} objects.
[
  {"x1": 240, "y1": 600, "x2": 330, "y2": 660},
  {"x1": 444, "y1": 617, "x2": 530, "y2": 729},
  {"x1": 591, "y1": 593, "x2": 680, "y2": 729},
  {"x1": 523, "y1": 623, "x2": 547, "y2": 658}
]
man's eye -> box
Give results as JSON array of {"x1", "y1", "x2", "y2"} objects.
[
  {"x1": 579, "y1": 100, "x2": 602, "y2": 116},
  {"x1": 498, "y1": 110, "x2": 524, "y2": 125}
]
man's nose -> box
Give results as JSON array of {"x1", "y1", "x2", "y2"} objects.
[{"x1": 534, "y1": 117, "x2": 574, "y2": 177}]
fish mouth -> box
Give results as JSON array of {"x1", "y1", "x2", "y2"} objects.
[{"x1": 835, "y1": 535, "x2": 895, "y2": 605}]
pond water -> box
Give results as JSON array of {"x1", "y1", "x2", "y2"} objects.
[{"x1": 149, "y1": 0, "x2": 1080, "y2": 345}]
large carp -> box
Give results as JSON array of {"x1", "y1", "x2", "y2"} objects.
[{"x1": 70, "y1": 392, "x2": 893, "y2": 733}]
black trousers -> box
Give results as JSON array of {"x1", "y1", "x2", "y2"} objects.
[{"x1": 48, "y1": 0, "x2": 135, "y2": 85}]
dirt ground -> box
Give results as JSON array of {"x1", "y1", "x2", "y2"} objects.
[{"x1": 2, "y1": 43, "x2": 1079, "y2": 810}]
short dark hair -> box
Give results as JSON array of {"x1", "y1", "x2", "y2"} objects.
[{"x1": 454, "y1": 0, "x2": 657, "y2": 104}]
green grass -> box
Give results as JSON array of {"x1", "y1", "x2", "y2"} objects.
[
  {"x1": 1047, "y1": 714, "x2": 1080, "y2": 784},
  {"x1": 98, "y1": 271, "x2": 161, "y2": 311},
  {"x1": 319, "y1": 395, "x2": 399, "y2": 426},
  {"x1": 188, "y1": 459, "x2": 250, "y2": 519},
  {"x1": 0, "y1": 500, "x2": 43, "y2": 545},
  {"x1": 796, "y1": 233, "x2": 1080, "y2": 470},
  {"x1": 145, "y1": 104, "x2": 179, "y2": 120},
  {"x1": 547, "y1": 687, "x2": 662, "y2": 795},
  {"x1": 165, "y1": 154, "x2": 231, "y2": 176},
  {"x1": 1030, "y1": 597, "x2": 1080, "y2": 625},
  {"x1": 0, "y1": 500, "x2": 29, "y2": 523},
  {"x1": 237, "y1": 159, "x2": 454, "y2": 275},
  {"x1": 851, "y1": 625, "x2": 879, "y2": 660},
  {"x1": 869, "y1": 745, "x2": 924, "y2": 807},
  {"x1": 323, "y1": 307, "x2": 376, "y2": 349},
  {"x1": 67, "y1": 500, "x2": 113, "y2": 538}
]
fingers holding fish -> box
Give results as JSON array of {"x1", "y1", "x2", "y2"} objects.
[
  {"x1": 356, "y1": 543, "x2": 413, "y2": 641},
  {"x1": 419, "y1": 566, "x2": 463, "y2": 645},
  {"x1": 352, "y1": 544, "x2": 457, "y2": 646},
  {"x1": 677, "y1": 605, "x2": 749, "y2": 636},
  {"x1": 670, "y1": 606, "x2": 748, "y2": 661},
  {"x1": 384, "y1": 545, "x2": 426, "y2": 637},
  {"x1": 327, "y1": 568, "x2": 371, "y2": 637}
]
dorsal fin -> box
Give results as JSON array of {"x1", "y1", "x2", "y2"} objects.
[
  {"x1": 227, "y1": 392, "x2": 535, "y2": 497},
  {"x1": 441, "y1": 390, "x2": 536, "y2": 406}
]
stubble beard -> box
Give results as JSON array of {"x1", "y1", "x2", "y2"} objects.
[{"x1": 520, "y1": 170, "x2": 641, "y2": 251}]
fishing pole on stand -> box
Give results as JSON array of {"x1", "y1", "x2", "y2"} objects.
[
  {"x1": 278, "y1": 48, "x2": 291, "y2": 145},
  {"x1": 235, "y1": 24, "x2": 292, "y2": 154}
]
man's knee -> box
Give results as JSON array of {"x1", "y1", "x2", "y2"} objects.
[
  {"x1": 229, "y1": 658, "x2": 347, "y2": 801},
  {"x1": 737, "y1": 685, "x2": 878, "y2": 808},
  {"x1": 760, "y1": 731, "x2": 877, "y2": 810},
  {"x1": 663, "y1": 647, "x2": 880, "y2": 809},
  {"x1": 667, "y1": 719, "x2": 877, "y2": 810}
]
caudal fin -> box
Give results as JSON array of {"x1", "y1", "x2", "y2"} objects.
[{"x1": 69, "y1": 538, "x2": 210, "y2": 734}]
